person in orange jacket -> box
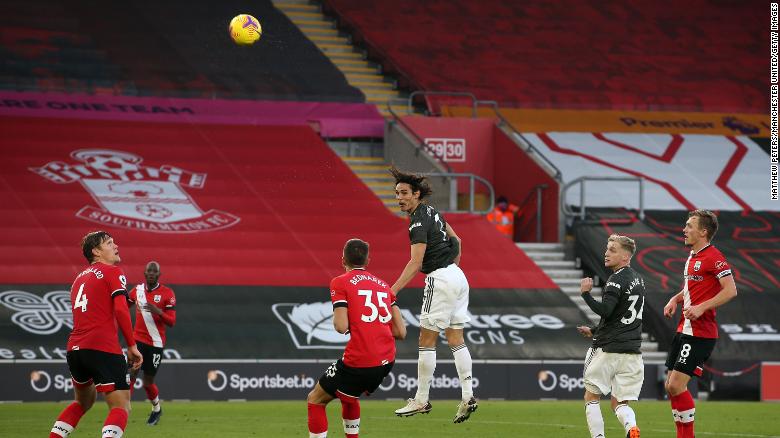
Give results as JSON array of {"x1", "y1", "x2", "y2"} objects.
[{"x1": 486, "y1": 196, "x2": 520, "y2": 239}]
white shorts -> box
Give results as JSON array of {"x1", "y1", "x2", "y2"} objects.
[
  {"x1": 419, "y1": 264, "x2": 470, "y2": 332},
  {"x1": 583, "y1": 347, "x2": 644, "y2": 401}
]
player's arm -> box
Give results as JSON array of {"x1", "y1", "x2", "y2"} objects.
[
  {"x1": 390, "y1": 304, "x2": 407, "y2": 340},
  {"x1": 113, "y1": 292, "x2": 143, "y2": 370},
  {"x1": 332, "y1": 306, "x2": 349, "y2": 334},
  {"x1": 580, "y1": 277, "x2": 619, "y2": 318},
  {"x1": 663, "y1": 290, "x2": 685, "y2": 318},
  {"x1": 391, "y1": 243, "x2": 426, "y2": 294},
  {"x1": 445, "y1": 223, "x2": 462, "y2": 265},
  {"x1": 683, "y1": 274, "x2": 737, "y2": 320}
]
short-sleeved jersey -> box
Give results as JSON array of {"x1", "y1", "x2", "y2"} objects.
[
  {"x1": 67, "y1": 262, "x2": 128, "y2": 354},
  {"x1": 128, "y1": 283, "x2": 176, "y2": 347},
  {"x1": 409, "y1": 204, "x2": 459, "y2": 274},
  {"x1": 677, "y1": 244, "x2": 731, "y2": 338},
  {"x1": 330, "y1": 268, "x2": 396, "y2": 368},
  {"x1": 592, "y1": 266, "x2": 646, "y2": 354}
]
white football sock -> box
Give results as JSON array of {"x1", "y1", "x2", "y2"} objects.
[
  {"x1": 585, "y1": 400, "x2": 605, "y2": 438},
  {"x1": 615, "y1": 403, "x2": 637, "y2": 432},
  {"x1": 451, "y1": 343, "x2": 473, "y2": 400},
  {"x1": 414, "y1": 347, "x2": 436, "y2": 403}
]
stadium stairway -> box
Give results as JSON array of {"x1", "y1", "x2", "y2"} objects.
[
  {"x1": 518, "y1": 242, "x2": 664, "y2": 360},
  {"x1": 327, "y1": 139, "x2": 401, "y2": 215},
  {"x1": 271, "y1": 0, "x2": 408, "y2": 116}
]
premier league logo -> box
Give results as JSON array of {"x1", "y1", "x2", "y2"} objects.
[{"x1": 30, "y1": 149, "x2": 240, "y2": 233}]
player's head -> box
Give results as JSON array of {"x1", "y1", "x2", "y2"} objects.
[
  {"x1": 390, "y1": 166, "x2": 432, "y2": 214},
  {"x1": 604, "y1": 234, "x2": 635, "y2": 270},
  {"x1": 145, "y1": 261, "x2": 161, "y2": 286},
  {"x1": 684, "y1": 209, "x2": 719, "y2": 247},
  {"x1": 496, "y1": 195, "x2": 508, "y2": 212},
  {"x1": 81, "y1": 231, "x2": 120, "y2": 264},
  {"x1": 342, "y1": 238, "x2": 369, "y2": 270}
]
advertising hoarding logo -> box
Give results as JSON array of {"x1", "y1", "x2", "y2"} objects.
[
  {"x1": 30, "y1": 149, "x2": 240, "y2": 233},
  {"x1": 272, "y1": 302, "x2": 350, "y2": 349},
  {"x1": 30, "y1": 370, "x2": 51, "y2": 392},
  {"x1": 0, "y1": 290, "x2": 72, "y2": 335},
  {"x1": 207, "y1": 370, "x2": 228, "y2": 392},
  {"x1": 537, "y1": 370, "x2": 584, "y2": 392}
]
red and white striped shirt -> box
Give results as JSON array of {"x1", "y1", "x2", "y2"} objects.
[
  {"x1": 677, "y1": 244, "x2": 732, "y2": 338},
  {"x1": 128, "y1": 283, "x2": 176, "y2": 347}
]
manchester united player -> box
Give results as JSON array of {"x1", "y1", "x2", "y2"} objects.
[
  {"x1": 663, "y1": 210, "x2": 738, "y2": 438},
  {"x1": 389, "y1": 167, "x2": 478, "y2": 423},
  {"x1": 128, "y1": 261, "x2": 176, "y2": 426},
  {"x1": 49, "y1": 231, "x2": 142, "y2": 438},
  {"x1": 306, "y1": 238, "x2": 406, "y2": 438}
]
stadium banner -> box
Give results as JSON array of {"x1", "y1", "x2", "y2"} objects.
[
  {"x1": 443, "y1": 106, "x2": 770, "y2": 136},
  {"x1": 0, "y1": 91, "x2": 384, "y2": 138},
  {"x1": 573, "y1": 209, "x2": 780, "y2": 362},
  {"x1": 0, "y1": 285, "x2": 590, "y2": 360},
  {"x1": 0, "y1": 360, "x2": 670, "y2": 402}
]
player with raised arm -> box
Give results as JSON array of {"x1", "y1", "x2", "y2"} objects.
[
  {"x1": 662, "y1": 210, "x2": 737, "y2": 438},
  {"x1": 578, "y1": 235, "x2": 645, "y2": 438},
  {"x1": 389, "y1": 167, "x2": 478, "y2": 424},
  {"x1": 49, "y1": 231, "x2": 142, "y2": 438},
  {"x1": 306, "y1": 238, "x2": 406, "y2": 438},
  {"x1": 127, "y1": 261, "x2": 176, "y2": 425}
]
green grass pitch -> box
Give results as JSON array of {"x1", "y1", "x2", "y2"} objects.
[{"x1": 1, "y1": 400, "x2": 778, "y2": 437}]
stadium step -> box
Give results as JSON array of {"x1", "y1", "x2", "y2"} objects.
[
  {"x1": 274, "y1": 0, "x2": 407, "y2": 117},
  {"x1": 328, "y1": 146, "x2": 402, "y2": 215}
]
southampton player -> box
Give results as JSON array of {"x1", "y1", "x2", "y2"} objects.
[
  {"x1": 663, "y1": 210, "x2": 737, "y2": 438},
  {"x1": 579, "y1": 235, "x2": 644, "y2": 438},
  {"x1": 127, "y1": 261, "x2": 176, "y2": 426},
  {"x1": 307, "y1": 239, "x2": 406, "y2": 438},
  {"x1": 389, "y1": 167, "x2": 478, "y2": 423},
  {"x1": 49, "y1": 231, "x2": 142, "y2": 438}
]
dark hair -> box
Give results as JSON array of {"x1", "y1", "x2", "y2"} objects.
[
  {"x1": 389, "y1": 166, "x2": 432, "y2": 200},
  {"x1": 81, "y1": 231, "x2": 112, "y2": 263},
  {"x1": 689, "y1": 210, "x2": 719, "y2": 240},
  {"x1": 343, "y1": 238, "x2": 369, "y2": 267},
  {"x1": 497, "y1": 196, "x2": 508, "y2": 204}
]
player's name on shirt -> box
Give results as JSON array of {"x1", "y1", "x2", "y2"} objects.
[{"x1": 348, "y1": 273, "x2": 388, "y2": 288}]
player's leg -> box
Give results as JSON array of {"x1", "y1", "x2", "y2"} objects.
[
  {"x1": 446, "y1": 328, "x2": 477, "y2": 423},
  {"x1": 307, "y1": 382, "x2": 335, "y2": 438},
  {"x1": 94, "y1": 351, "x2": 132, "y2": 438},
  {"x1": 664, "y1": 335, "x2": 714, "y2": 438},
  {"x1": 582, "y1": 348, "x2": 611, "y2": 438},
  {"x1": 139, "y1": 342, "x2": 164, "y2": 425},
  {"x1": 50, "y1": 350, "x2": 96, "y2": 438},
  {"x1": 612, "y1": 354, "x2": 643, "y2": 438},
  {"x1": 394, "y1": 327, "x2": 437, "y2": 416},
  {"x1": 336, "y1": 391, "x2": 360, "y2": 438}
]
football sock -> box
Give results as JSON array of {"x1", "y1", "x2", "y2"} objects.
[
  {"x1": 414, "y1": 347, "x2": 436, "y2": 403},
  {"x1": 671, "y1": 391, "x2": 695, "y2": 438},
  {"x1": 145, "y1": 384, "x2": 161, "y2": 412},
  {"x1": 337, "y1": 392, "x2": 360, "y2": 437},
  {"x1": 307, "y1": 402, "x2": 328, "y2": 437},
  {"x1": 615, "y1": 403, "x2": 637, "y2": 433},
  {"x1": 451, "y1": 344, "x2": 473, "y2": 400},
  {"x1": 585, "y1": 400, "x2": 605, "y2": 438},
  {"x1": 50, "y1": 401, "x2": 85, "y2": 437},
  {"x1": 101, "y1": 407, "x2": 127, "y2": 438}
]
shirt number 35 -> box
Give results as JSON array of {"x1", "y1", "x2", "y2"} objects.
[{"x1": 357, "y1": 289, "x2": 391, "y2": 323}]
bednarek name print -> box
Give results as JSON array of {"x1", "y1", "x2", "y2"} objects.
[{"x1": 30, "y1": 149, "x2": 239, "y2": 233}]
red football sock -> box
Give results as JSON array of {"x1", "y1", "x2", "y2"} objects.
[
  {"x1": 144, "y1": 383, "x2": 159, "y2": 402},
  {"x1": 102, "y1": 407, "x2": 128, "y2": 438},
  {"x1": 337, "y1": 392, "x2": 360, "y2": 437},
  {"x1": 307, "y1": 402, "x2": 328, "y2": 435},
  {"x1": 671, "y1": 391, "x2": 695, "y2": 438},
  {"x1": 50, "y1": 402, "x2": 85, "y2": 437}
]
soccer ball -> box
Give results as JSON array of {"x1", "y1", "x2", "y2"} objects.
[{"x1": 229, "y1": 14, "x2": 262, "y2": 45}]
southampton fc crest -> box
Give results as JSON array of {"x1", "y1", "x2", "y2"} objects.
[{"x1": 30, "y1": 149, "x2": 240, "y2": 233}]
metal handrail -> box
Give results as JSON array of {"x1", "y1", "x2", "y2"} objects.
[
  {"x1": 425, "y1": 172, "x2": 495, "y2": 214},
  {"x1": 476, "y1": 100, "x2": 563, "y2": 182},
  {"x1": 561, "y1": 176, "x2": 645, "y2": 221},
  {"x1": 407, "y1": 91, "x2": 478, "y2": 117},
  {"x1": 386, "y1": 98, "x2": 453, "y2": 173},
  {"x1": 516, "y1": 184, "x2": 549, "y2": 242}
]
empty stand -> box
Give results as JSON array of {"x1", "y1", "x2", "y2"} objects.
[
  {"x1": 324, "y1": 0, "x2": 765, "y2": 113},
  {"x1": 0, "y1": 116, "x2": 555, "y2": 290}
]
